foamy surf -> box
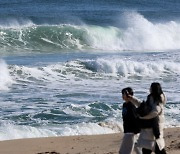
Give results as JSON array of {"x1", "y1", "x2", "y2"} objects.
[
  {"x1": 0, "y1": 60, "x2": 14, "y2": 90},
  {"x1": 0, "y1": 118, "x2": 178, "y2": 141},
  {"x1": 9, "y1": 58, "x2": 180, "y2": 83}
]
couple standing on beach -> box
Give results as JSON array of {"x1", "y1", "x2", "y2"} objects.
[{"x1": 119, "y1": 82, "x2": 167, "y2": 154}]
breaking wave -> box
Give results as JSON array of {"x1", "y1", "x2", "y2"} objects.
[
  {"x1": 8, "y1": 58, "x2": 180, "y2": 83},
  {"x1": 1, "y1": 12, "x2": 180, "y2": 53}
]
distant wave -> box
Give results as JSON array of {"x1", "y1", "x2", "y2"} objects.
[{"x1": 1, "y1": 12, "x2": 180, "y2": 53}]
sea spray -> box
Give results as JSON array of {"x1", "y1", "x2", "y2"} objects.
[{"x1": 118, "y1": 12, "x2": 180, "y2": 51}]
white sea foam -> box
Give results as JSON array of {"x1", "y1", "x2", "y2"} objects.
[
  {"x1": 0, "y1": 123, "x2": 57, "y2": 141},
  {"x1": 85, "y1": 12, "x2": 180, "y2": 51},
  {"x1": 1, "y1": 117, "x2": 178, "y2": 141},
  {"x1": 58, "y1": 122, "x2": 123, "y2": 136},
  {"x1": 9, "y1": 58, "x2": 180, "y2": 84},
  {"x1": 0, "y1": 120, "x2": 123, "y2": 141},
  {"x1": 121, "y1": 12, "x2": 180, "y2": 51},
  {"x1": 11, "y1": 61, "x2": 93, "y2": 84},
  {"x1": 84, "y1": 58, "x2": 180, "y2": 78},
  {"x1": 0, "y1": 60, "x2": 14, "y2": 90},
  {"x1": 63, "y1": 103, "x2": 92, "y2": 117}
]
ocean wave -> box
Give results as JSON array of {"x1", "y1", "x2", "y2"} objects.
[
  {"x1": 1, "y1": 12, "x2": 180, "y2": 53},
  {"x1": 81, "y1": 58, "x2": 180, "y2": 79},
  {"x1": 8, "y1": 58, "x2": 180, "y2": 84},
  {"x1": 0, "y1": 121, "x2": 122, "y2": 141}
]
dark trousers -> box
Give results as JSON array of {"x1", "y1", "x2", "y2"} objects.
[{"x1": 142, "y1": 143, "x2": 166, "y2": 154}]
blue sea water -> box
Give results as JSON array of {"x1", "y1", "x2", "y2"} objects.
[{"x1": 0, "y1": 0, "x2": 180, "y2": 140}]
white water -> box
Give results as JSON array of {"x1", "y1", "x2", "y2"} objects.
[
  {"x1": 86, "y1": 12, "x2": 180, "y2": 51},
  {"x1": 9, "y1": 57, "x2": 180, "y2": 83}
]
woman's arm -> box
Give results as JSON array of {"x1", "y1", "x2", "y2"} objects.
[
  {"x1": 140, "y1": 105, "x2": 162, "y2": 119},
  {"x1": 128, "y1": 96, "x2": 141, "y2": 107}
]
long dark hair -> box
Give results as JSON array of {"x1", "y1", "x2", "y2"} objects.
[{"x1": 149, "y1": 82, "x2": 163, "y2": 104}]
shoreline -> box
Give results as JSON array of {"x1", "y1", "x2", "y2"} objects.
[{"x1": 0, "y1": 127, "x2": 179, "y2": 154}]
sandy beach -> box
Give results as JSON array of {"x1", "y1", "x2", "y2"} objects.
[{"x1": 0, "y1": 127, "x2": 179, "y2": 154}]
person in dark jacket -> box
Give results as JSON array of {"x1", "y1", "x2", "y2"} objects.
[{"x1": 119, "y1": 87, "x2": 141, "y2": 154}]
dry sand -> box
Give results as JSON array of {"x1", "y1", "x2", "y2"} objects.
[{"x1": 0, "y1": 127, "x2": 179, "y2": 154}]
